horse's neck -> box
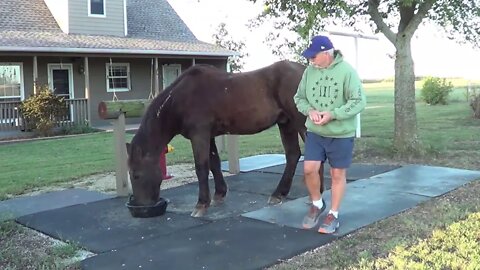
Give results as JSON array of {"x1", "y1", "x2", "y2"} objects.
[{"x1": 140, "y1": 113, "x2": 176, "y2": 153}]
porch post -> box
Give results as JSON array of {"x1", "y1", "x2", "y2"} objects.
[
  {"x1": 154, "y1": 57, "x2": 159, "y2": 95},
  {"x1": 33, "y1": 56, "x2": 38, "y2": 94},
  {"x1": 113, "y1": 113, "x2": 129, "y2": 196},
  {"x1": 84, "y1": 57, "x2": 91, "y2": 126}
]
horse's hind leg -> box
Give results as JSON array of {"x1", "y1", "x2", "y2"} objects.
[
  {"x1": 269, "y1": 122, "x2": 301, "y2": 204},
  {"x1": 209, "y1": 138, "x2": 228, "y2": 206}
]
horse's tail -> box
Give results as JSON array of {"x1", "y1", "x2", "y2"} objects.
[
  {"x1": 298, "y1": 131, "x2": 306, "y2": 143},
  {"x1": 297, "y1": 123, "x2": 306, "y2": 143}
]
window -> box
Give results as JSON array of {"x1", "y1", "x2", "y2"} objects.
[
  {"x1": 0, "y1": 63, "x2": 23, "y2": 102},
  {"x1": 106, "y1": 63, "x2": 130, "y2": 92},
  {"x1": 89, "y1": 0, "x2": 105, "y2": 16}
]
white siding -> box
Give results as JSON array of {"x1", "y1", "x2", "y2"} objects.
[
  {"x1": 44, "y1": 0, "x2": 69, "y2": 33},
  {"x1": 69, "y1": 0, "x2": 125, "y2": 37}
]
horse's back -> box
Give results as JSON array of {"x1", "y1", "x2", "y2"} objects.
[{"x1": 166, "y1": 61, "x2": 306, "y2": 135}]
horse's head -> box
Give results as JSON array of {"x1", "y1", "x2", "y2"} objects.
[{"x1": 126, "y1": 141, "x2": 163, "y2": 206}]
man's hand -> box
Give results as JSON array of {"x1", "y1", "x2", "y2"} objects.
[
  {"x1": 308, "y1": 110, "x2": 322, "y2": 124},
  {"x1": 317, "y1": 111, "x2": 333, "y2": 125}
]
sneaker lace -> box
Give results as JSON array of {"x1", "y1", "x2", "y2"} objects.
[
  {"x1": 308, "y1": 206, "x2": 318, "y2": 216},
  {"x1": 324, "y1": 213, "x2": 336, "y2": 225}
]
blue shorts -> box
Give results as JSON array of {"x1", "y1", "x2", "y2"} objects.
[{"x1": 304, "y1": 131, "x2": 355, "y2": 169}]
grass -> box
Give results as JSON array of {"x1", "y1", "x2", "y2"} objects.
[
  {"x1": 0, "y1": 220, "x2": 81, "y2": 270},
  {"x1": 1, "y1": 87, "x2": 476, "y2": 199},
  {"x1": 269, "y1": 180, "x2": 480, "y2": 270},
  {"x1": 0, "y1": 127, "x2": 288, "y2": 199},
  {"x1": 0, "y1": 133, "x2": 116, "y2": 198},
  {"x1": 355, "y1": 212, "x2": 480, "y2": 269},
  {"x1": 1, "y1": 79, "x2": 480, "y2": 269}
]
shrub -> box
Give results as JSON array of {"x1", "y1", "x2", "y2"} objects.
[
  {"x1": 471, "y1": 93, "x2": 480, "y2": 119},
  {"x1": 466, "y1": 85, "x2": 480, "y2": 119},
  {"x1": 420, "y1": 77, "x2": 453, "y2": 105},
  {"x1": 58, "y1": 124, "x2": 99, "y2": 135},
  {"x1": 20, "y1": 85, "x2": 68, "y2": 136}
]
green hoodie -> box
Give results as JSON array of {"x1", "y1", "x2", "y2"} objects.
[{"x1": 294, "y1": 52, "x2": 366, "y2": 138}]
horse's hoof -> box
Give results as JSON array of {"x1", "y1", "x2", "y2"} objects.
[
  {"x1": 191, "y1": 207, "x2": 207, "y2": 217},
  {"x1": 267, "y1": 196, "x2": 283, "y2": 205},
  {"x1": 212, "y1": 198, "x2": 225, "y2": 207},
  {"x1": 212, "y1": 194, "x2": 226, "y2": 206}
]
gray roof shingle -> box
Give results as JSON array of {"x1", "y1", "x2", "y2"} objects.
[
  {"x1": 0, "y1": 0, "x2": 233, "y2": 56},
  {"x1": 127, "y1": 0, "x2": 197, "y2": 42}
]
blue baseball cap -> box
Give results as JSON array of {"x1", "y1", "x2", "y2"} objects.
[{"x1": 302, "y1": 35, "x2": 334, "y2": 59}]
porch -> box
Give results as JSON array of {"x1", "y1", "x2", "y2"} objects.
[{"x1": 0, "y1": 98, "x2": 89, "y2": 132}]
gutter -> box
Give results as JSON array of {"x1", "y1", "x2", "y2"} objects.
[{"x1": 0, "y1": 46, "x2": 238, "y2": 57}]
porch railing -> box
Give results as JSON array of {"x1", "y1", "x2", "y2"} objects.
[
  {"x1": 0, "y1": 98, "x2": 89, "y2": 131},
  {"x1": 0, "y1": 101, "x2": 22, "y2": 131}
]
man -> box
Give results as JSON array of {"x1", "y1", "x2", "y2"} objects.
[{"x1": 294, "y1": 35, "x2": 366, "y2": 234}]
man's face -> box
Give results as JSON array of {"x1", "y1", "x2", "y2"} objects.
[{"x1": 309, "y1": 51, "x2": 331, "y2": 68}]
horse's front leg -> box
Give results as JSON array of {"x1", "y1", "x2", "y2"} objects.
[
  {"x1": 269, "y1": 123, "x2": 301, "y2": 204},
  {"x1": 190, "y1": 134, "x2": 211, "y2": 217},
  {"x1": 209, "y1": 137, "x2": 227, "y2": 206}
]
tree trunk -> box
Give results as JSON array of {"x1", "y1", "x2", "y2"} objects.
[
  {"x1": 393, "y1": 34, "x2": 420, "y2": 155},
  {"x1": 97, "y1": 99, "x2": 152, "y2": 119}
]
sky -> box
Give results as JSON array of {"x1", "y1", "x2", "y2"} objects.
[{"x1": 168, "y1": 0, "x2": 480, "y2": 80}]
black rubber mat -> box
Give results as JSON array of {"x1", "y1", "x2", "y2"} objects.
[
  {"x1": 0, "y1": 189, "x2": 112, "y2": 222},
  {"x1": 16, "y1": 197, "x2": 208, "y2": 253},
  {"x1": 82, "y1": 216, "x2": 337, "y2": 270},
  {"x1": 11, "y1": 163, "x2": 477, "y2": 270},
  {"x1": 224, "y1": 171, "x2": 332, "y2": 199},
  {"x1": 354, "y1": 165, "x2": 480, "y2": 197},
  {"x1": 256, "y1": 162, "x2": 400, "y2": 181},
  {"x1": 242, "y1": 182, "x2": 430, "y2": 236},
  {"x1": 161, "y1": 182, "x2": 276, "y2": 220}
]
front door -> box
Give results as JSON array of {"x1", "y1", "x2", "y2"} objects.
[
  {"x1": 162, "y1": 64, "x2": 181, "y2": 89},
  {"x1": 48, "y1": 64, "x2": 74, "y2": 99},
  {"x1": 48, "y1": 64, "x2": 74, "y2": 121}
]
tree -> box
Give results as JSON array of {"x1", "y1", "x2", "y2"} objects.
[
  {"x1": 212, "y1": 22, "x2": 249, "y2": 72},
  {"x1": 249, "y1": 0, "x2": 480, "y2": 156}
]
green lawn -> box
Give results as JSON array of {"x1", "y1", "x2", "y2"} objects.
[
  {"x1": 1, "y1": 81, "x2": 479, "y2": 198},
  {"x1": 1, "y1": 79, "x2": 480, "y2": 269}
]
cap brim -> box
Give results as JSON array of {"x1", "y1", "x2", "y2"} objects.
[{"x1": 302, "y1": 48, "x2": 318, "y2": 59}]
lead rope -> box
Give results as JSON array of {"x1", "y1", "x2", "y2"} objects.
[
  {"x1": 156, "y1": 91, "x2": 172, "y2": 118},
  {"x1": 109, "y1": 58, "x2": 118, "y2": 101},
  {"x1": 148, "y1": 58, "x2": 155, "y2": 100}
]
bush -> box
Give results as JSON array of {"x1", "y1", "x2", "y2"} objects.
[
  {"x1": 471, "y1": 93, "x2": 480, "y2": 119},
  {"x1": 420, "y1": 77, "x2": 453, "y2": 105},
  {"x1": 58, "y1": 125, "x2": 100, "y2": 135},
  {"x1": 20, "y1": 85, "x2": 68, "y2": 136}
]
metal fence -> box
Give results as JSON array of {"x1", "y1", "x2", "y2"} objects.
[{"x1": 0, "y1": 98, "x2": 89, "y2": 131}]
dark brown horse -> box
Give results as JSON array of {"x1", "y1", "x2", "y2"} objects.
[{"x1": 126, "y1": 60, "x2": 324, "y2": 217}]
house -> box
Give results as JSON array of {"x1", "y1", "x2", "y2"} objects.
[{"x1": 0, "y1": 0, "x2": 234, "y2": 131}]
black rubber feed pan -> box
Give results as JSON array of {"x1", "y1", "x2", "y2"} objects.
[{"x1": 126, "y1": 196, "x2": 168, "y2": 218}]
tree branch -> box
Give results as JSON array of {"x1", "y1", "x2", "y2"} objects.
[
  {"x1": 367, "y1": 0, "x2": 396, "y2": 43},
  {"x1": 404, "y1": 0, "x2": 436, "y2": 35},
  {"x1": 398, "y1": 3, "x2": 416, "y2": 33}
]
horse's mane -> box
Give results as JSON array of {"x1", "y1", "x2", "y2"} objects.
[{"x1": 138, "y1": 64, "x2": 217, "y2": 135}]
